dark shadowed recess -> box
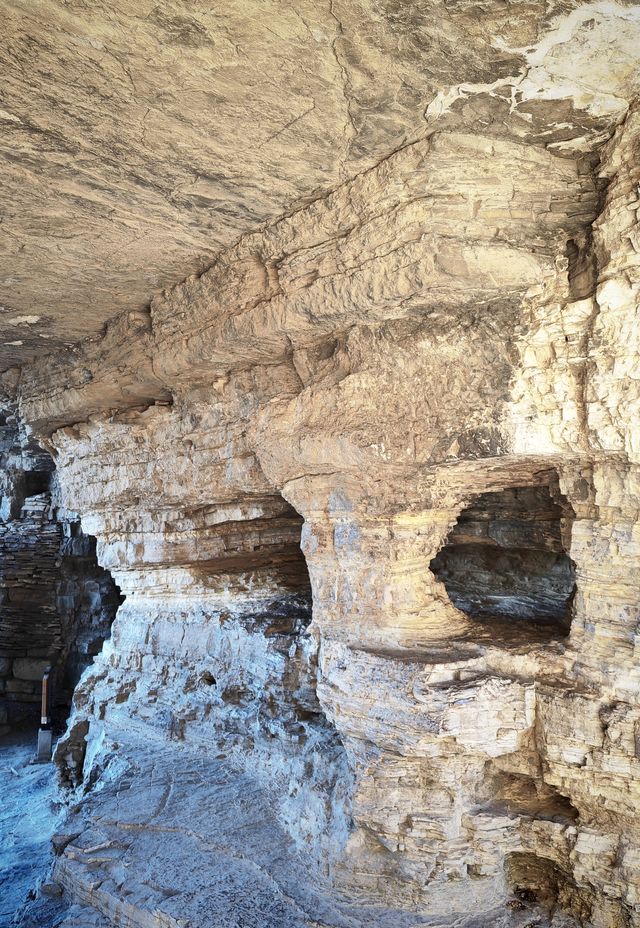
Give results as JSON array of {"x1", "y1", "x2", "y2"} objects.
[
  {"x1": 0, "y1": 439, "x2": 124, "y2": 732},
  {"x1": 430, "y1": 481, "x2": 576, "y2": 634}
]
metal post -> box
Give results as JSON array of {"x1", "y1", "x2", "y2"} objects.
[{"x1": 36, "y1": 667, "x2": 52, "y2": 762}]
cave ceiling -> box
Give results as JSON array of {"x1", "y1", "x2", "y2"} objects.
[{"x1": 0, "y1": 0, "x2": 639, "y2": 372}]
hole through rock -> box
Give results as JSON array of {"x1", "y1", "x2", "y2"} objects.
[{"x1": 430, "y1": 481, "x2": 576, "y2": 634}]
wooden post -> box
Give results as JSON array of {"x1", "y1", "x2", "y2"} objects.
[
  {"x1": 41, "y1": 668, "x2": 50, "y2": 729},
  {"x1": 36, "y1": 667, "x2": 53, "y2": 762}
]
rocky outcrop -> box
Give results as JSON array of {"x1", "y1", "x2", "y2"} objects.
[
  {"x1": 7, "y1": 87, "x2": 640, "y2": 927},
  {"x1": 2, "y1": 5, "x2": 640, "y2": 927}
]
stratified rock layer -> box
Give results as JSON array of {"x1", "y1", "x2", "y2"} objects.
[
  {"x1": 5, "y1": 11, "x2": 640, "y2": 928},
  {"x1": 1, "y1": 0, "x2": 640, "y2": 369}
]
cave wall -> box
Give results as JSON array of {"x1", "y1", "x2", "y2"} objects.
[
  {"x1": 0, "y1": 419, "x2": 59, "y2": 722},
  {"x1": 0, "y1": 415, "x2": 122, "y2": 733},
  {"x1": 8, "y1": 103, "x2": 640, "y2": 928}
]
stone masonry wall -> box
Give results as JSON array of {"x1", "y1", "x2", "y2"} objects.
[{"x1": 0, "y1": 416, "x2": 122, "y2": 734}]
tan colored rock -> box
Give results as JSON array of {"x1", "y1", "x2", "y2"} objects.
[
  {"x1": 2, "y1": 1, "x2": 640, "y2": 371},
  {"x1": 3, "y1": 6, "x2": 640, "y2": 928}
]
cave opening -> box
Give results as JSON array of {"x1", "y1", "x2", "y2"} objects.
[
  {"x1": 429, "y1": 480, "x2": 576, "y2": 634},
  {"x1": 196, "y1": 500, "x2": 318, "y2": 734},
  {"x1": 194, "y1": 500, "x2": 313, "y2": 635}
]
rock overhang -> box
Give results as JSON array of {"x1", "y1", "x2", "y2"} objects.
[{"x1": 1, "y1": 0, "x2": 640, "y2": 373}]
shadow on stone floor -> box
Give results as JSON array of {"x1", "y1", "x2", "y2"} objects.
[{"x1": 0, "y1": 727, "x2": 62, "y2": 926}]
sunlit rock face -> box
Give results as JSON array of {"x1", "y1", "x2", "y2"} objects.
[{"x1": 3, "y1": 4, "x2": 640, "y2": 927}]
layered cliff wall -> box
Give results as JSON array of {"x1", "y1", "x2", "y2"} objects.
[{"x1": 6, "y1": 95, "x2": 639, "y2": 928}]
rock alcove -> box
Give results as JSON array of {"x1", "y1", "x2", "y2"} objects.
[{"x1": 430, "y1": 480, "x2": 577, "y2": 634}]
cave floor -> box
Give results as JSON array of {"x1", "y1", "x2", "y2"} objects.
[
  {"x1": 0, "y1": 727, "x2": 63, "y2": 925},
  {"x1": 12, "y1": 732, "x2": 578, "y2": 928},
  {"x1": 49, "y1": 736, "x2": 426, "y2": 928}
]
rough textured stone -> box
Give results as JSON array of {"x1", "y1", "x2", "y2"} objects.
[
  {"x1": 0, "y1": 733, "x2": 63, "y2": 923},
  {"x1": 1, "y1": 1, "x2": 640, "y2": 369},
  {"x1": 2, "y1": 5, "x2": 640, "y2": 928},
  {"x1": 11, "y1": 658, "x2": 51, "y2": 682}
]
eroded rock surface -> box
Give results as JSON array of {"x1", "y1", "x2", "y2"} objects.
[
  {"x1": 1, "y1": 1, "x2": 640, "y2": 368},
  {"x1": 2, "y1": 4, "x2": 640, "y2": 927}
]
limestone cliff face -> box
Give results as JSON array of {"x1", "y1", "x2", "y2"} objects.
[{"x1": 8, "y1": 95, "x2": 639, "y2": 928}]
